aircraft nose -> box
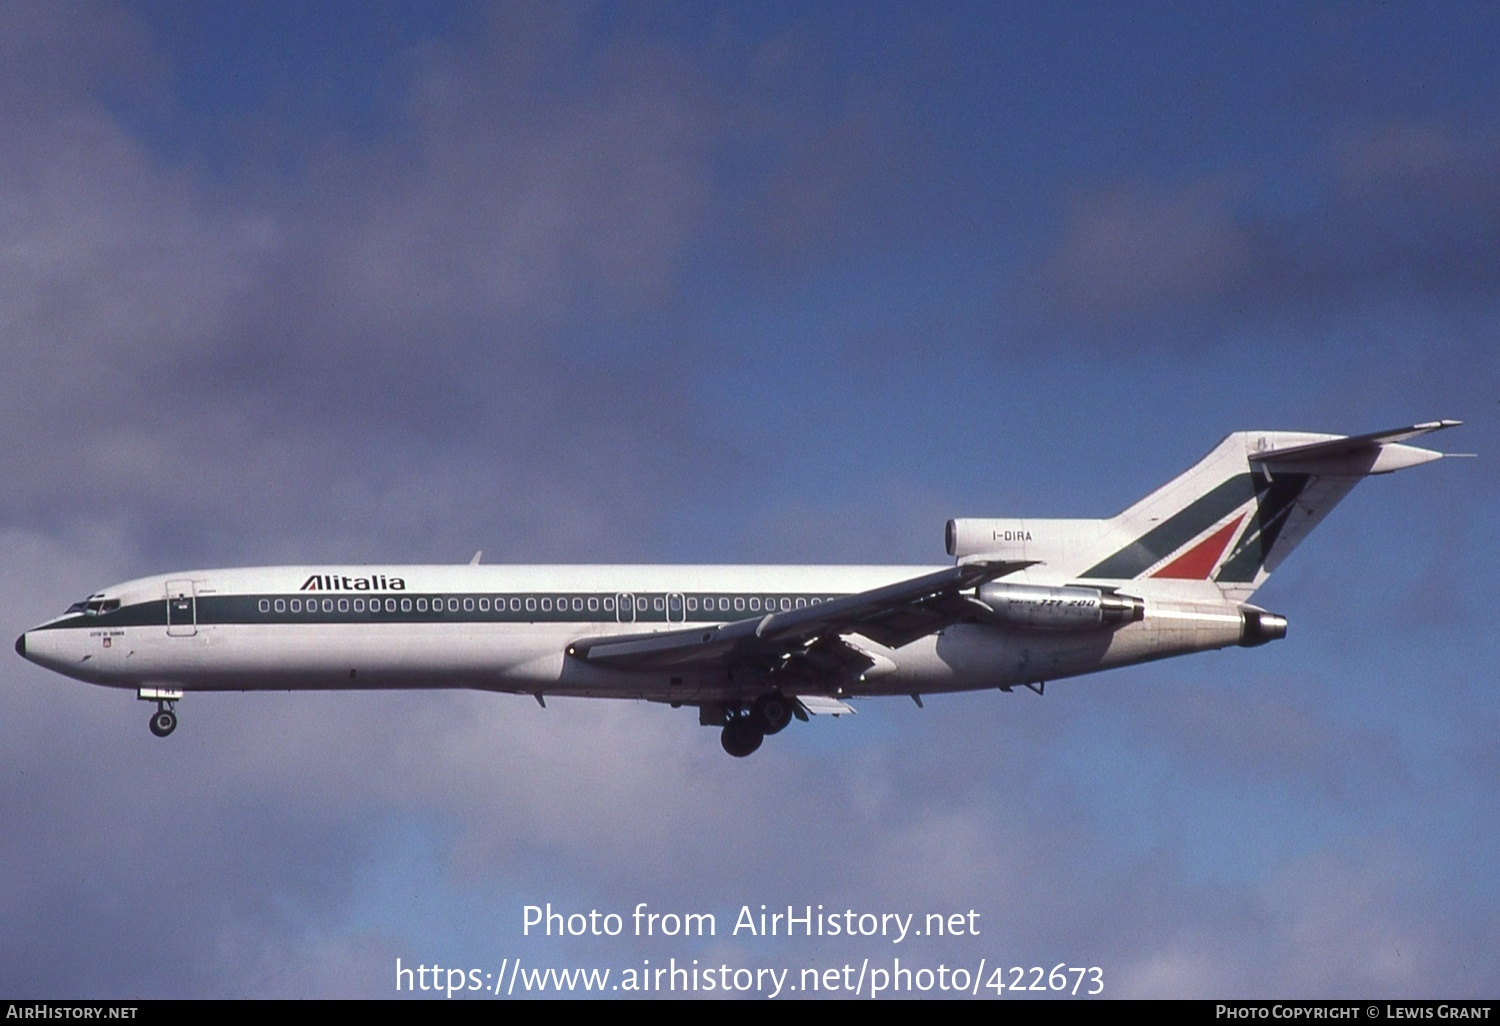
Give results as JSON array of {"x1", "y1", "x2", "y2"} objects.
[{"x1": 15, "y1": 633, "x2": 25, "y2": 658}]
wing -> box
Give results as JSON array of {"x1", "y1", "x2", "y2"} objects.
[{"x1": 565, "y1": 561, "x2": 1032, "y2": 687}]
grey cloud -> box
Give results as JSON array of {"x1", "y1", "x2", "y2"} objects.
[
  {"x1": 0, "y1": 1, "x2": 155, "y2": 122},
  {"x1": 1118, "y1": 682, "x2": 1408, "y2": 804},
  {"x1": 744, "y1": 101, "x2": 929, "y2": 272},
  {"x1": 1106, "y1": 847, "x2": 1462, "y2": 997},
  {"x1": 0, "y1": 2, "x2": 731, "y2": 565},
  {"x1": 1025, "y1": 178, "x2": 1256, "y2": 324},
  {"x1": 1022, "y1": 123, "x2": 1500, "y2": 341}
]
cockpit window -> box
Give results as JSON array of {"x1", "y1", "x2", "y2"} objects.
[{"x1": 65, "y1": 598, "x2": 118, "y2": 615}]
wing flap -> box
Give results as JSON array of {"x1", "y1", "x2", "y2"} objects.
[
  {"x1": 796, "y1": 695, "x2": 857, "y2": 716},
  {"x1": 566, "y1": 616, "x2": 758, "y2": 668}
]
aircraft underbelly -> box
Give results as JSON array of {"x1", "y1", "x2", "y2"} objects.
[
  {"x1": 870, "y1": 609, "x2": 1248, "y2": 695},
  {"x1": 75, "y1": 623, "x2": 581, "y2": 692}
]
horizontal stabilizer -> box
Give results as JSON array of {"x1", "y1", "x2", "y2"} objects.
[{"x1": 1251, "y1": 420, "x2": 1461, "y2": 474}]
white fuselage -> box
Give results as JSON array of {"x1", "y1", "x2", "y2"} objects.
[{"x1": 18, "y1": 563, "x2": 1250, "y2": 706}]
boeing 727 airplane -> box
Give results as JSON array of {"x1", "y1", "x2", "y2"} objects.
[{"x1": 16, "y1": 421, "x2": 1462, "y2": 756}]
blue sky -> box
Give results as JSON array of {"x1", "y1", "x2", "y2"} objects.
[{"x1": 2, "y1": 0, "x2": 1497, "y2": 999}]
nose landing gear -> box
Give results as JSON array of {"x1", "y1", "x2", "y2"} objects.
[
  {"x1": 149, "y1": 707, "x2": 177, "y2": 737},
  {"x1": 138, "y1": 688, "x2": 183, "y2": 738}
]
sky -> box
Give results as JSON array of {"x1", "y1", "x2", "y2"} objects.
[{"x1": 2, "y1": 0, "x2": 1498, "y2": 1000}]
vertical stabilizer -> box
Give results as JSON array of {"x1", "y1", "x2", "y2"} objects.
[{"x1": 1074, "y1": 421, "x2": 1460, "y2": 602}]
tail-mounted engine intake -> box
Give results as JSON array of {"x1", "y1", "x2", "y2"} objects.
[{"x1": 974, "y1": 582, "x2": 1144, "y2": 630}]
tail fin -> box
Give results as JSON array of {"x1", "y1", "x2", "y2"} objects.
[{"x1": 1075, "y1": 420, "x2": 1461, "y2": 600}]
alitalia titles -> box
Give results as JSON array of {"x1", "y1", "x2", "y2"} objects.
[{"x1": 300, "y1": 574, "x2": 407, "y2": 592}]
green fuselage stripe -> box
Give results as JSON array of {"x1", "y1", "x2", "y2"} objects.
[
  {"x1": 1079, "y1": 474, "x2": 1263, "y2": 580},
  {"x1": 1213, "y1": 473, "x2": 1310, "y2": 583},
  {"x1": 35, "y1": 591, "x2": 851, "y2": 631}
]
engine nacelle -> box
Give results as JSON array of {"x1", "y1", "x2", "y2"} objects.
[
  {"x1": 946, "y1": 516, "x2": 1111, "y2": 565},
  {"x1": 1238, "y1": 607, "x2": 1288, "y2": 647},
  {"x1": 974, "y1": 582, "x2": 1144, "y2": 630}
]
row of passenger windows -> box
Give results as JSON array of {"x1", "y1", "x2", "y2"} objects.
[{"x1": 256, "y1": 594, "x2": 836, "y2": 616}]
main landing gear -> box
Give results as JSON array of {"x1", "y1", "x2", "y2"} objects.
[
  {"x1": 716, "y1": 693, "x2": 798, "y2": 758},
  {"x1": 149, "y1": 706, "x2": 177, "y2": 737},
  {"x1": 138, "y1": 688, "x2": 183, "y2": 738},
  {"x1": 721, "y1": 717, "x2": 762, "y2": 757}
]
